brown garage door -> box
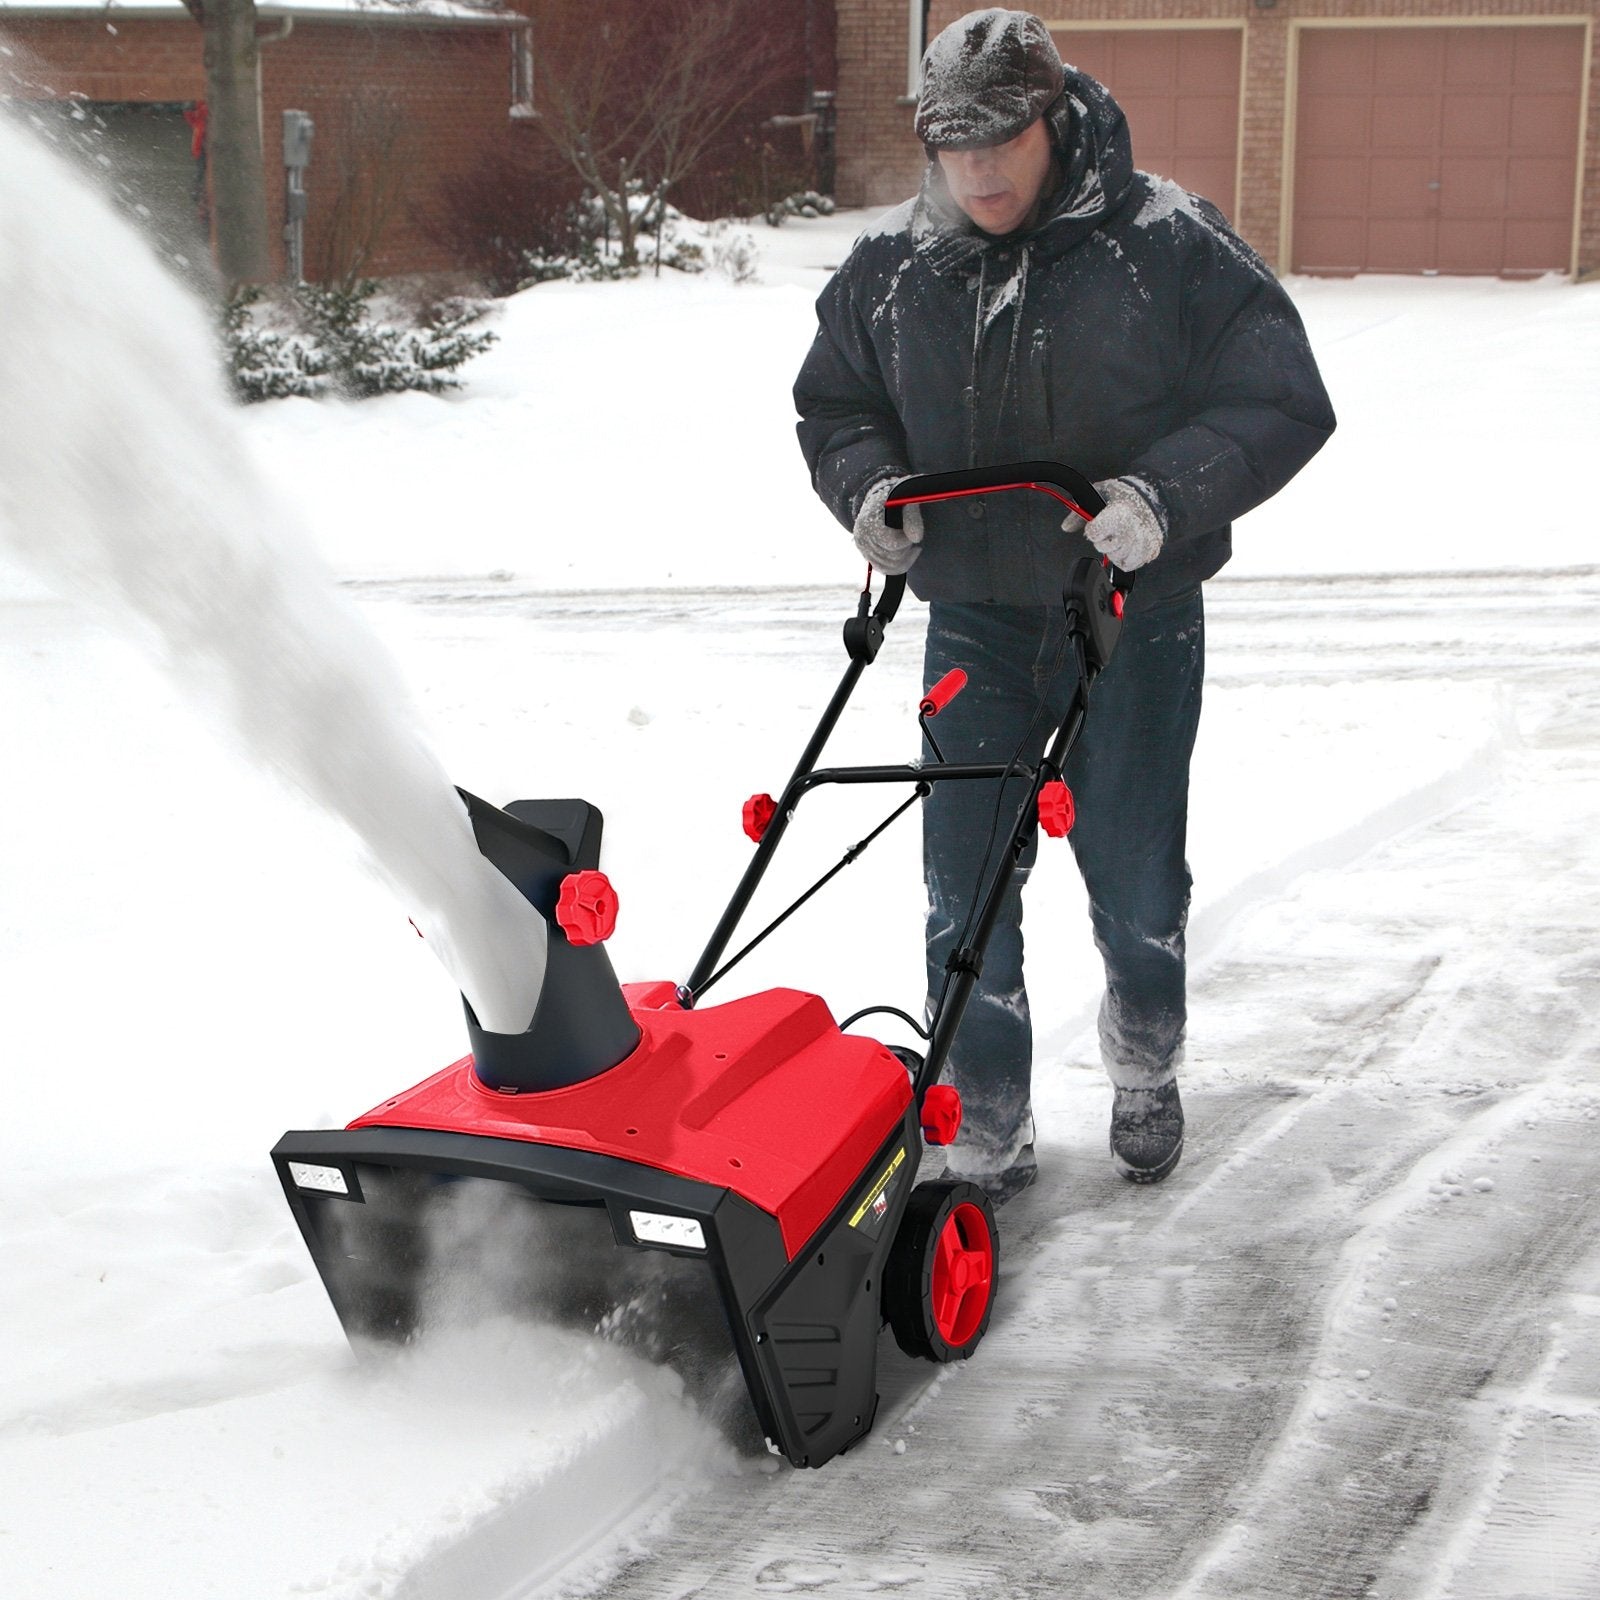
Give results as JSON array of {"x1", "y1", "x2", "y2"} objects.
[
  {"x1": 1053, "y1": 28, "x2": 1241, "y2": 218},
  {"x1": 1294, "y1": 25, "x2": 1585, "y2": 275}
]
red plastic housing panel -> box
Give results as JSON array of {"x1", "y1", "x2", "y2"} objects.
[
  {"x1": 1038, "y1": 780, "x2": 1075, "y2": 838},
  {"x1": 349, "y1": 988, "x2": 914, "y2": 1260},
  {"x1": 620, "y1": 980, "x2": 683, "y2": 1011},
  {"x1": 556, "y1": 870, "x2": 618, "y2": 945}
]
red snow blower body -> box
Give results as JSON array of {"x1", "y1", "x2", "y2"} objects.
[{"x1": 272, "y1": 463, "x2": 1131, "y2": 1468}]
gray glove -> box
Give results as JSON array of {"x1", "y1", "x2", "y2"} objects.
[
  {"x1": 1061, "y1": 475, "x2": 1167, "y2": 572},
  {"x1": 852, "y1": 476, "x2": 924, "y2": 575}
]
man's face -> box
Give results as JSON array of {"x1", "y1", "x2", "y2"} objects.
[{"x1": 936, "y1": 116, "x2": 1055, "y2": 236}]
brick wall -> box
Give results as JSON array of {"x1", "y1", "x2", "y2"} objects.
[
  {"x1": 260, "y1": 21, "x2": 519, "y2": 280},
  {"x1": 3, "y1": 16, "x2": 205, "y2": 102},
  {"x1": 834, "y1": 0, "x2": 925, "y2": 210},
  {"x1": 842, "y1": 0, "x2": 1600, "y2": 274},
  {"x1": 3, "y1": 12, "x2": 523, "y2": 279}
]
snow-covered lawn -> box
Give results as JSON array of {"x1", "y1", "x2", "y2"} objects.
[
  {"x1": 2, "y1": 194, "x2": 1598, "y2": 1598},
  {"x1": 243, "y1": 212, "x2": 1600, "y2": 587}
]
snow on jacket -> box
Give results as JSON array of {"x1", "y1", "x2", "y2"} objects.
[{"x1": 793, "y1": 68, "x2": 1336, "y2": 608}]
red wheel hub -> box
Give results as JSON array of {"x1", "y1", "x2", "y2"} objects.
[{"x1": 930, "y1": 1201, "x2": 994, "y2": 1347}]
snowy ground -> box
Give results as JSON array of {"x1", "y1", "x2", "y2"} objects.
[{"x1": 2, "y1": 203, "x2": 1598, "y2": 1599}]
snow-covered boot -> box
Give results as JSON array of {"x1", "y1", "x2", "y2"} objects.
[
  {"x1": 1110, "y1": 1081, "x2": 1184, "y2": 1183},
  {"x1": 945, "y1": 1112, "x2": 1039, "y2": 1207},
  {"x1": 946, "y1": 1142, "x2": 1038, "y2": 1207}
]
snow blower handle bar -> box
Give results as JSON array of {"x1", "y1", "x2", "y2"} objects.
[{"x1": 884, "y1": 461, "x2": 1107, "y2": 528}]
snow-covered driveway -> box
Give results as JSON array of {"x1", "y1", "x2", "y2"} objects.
[
  {"x1": 4, "y1": 160, "x2": 1599, "y2": 1594},
  {"x1": 5, "y1": 565, "x2": 1595, "y2": 1599},
  {"x1": 553, "y1": 569, "x2": 1600, "y2": 1600}
]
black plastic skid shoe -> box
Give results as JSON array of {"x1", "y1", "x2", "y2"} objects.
[{"x1": 1110, "y1": 1083, "x2": 1184, "y2": 1183}]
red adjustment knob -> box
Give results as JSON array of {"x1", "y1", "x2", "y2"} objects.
[
  {"x1": 555, "y1": 870, "x2": 618, "y2": 945},
  {"x1": 1038, "y1": 780, "x2": 1075, "y2": 838},
  {"x1": 743, "y1": 793, "x2": 777, "y2": 843},
  {"x1": 921, "y1": 1085, "x2": 963, "y2": 1146},
  {"x1": 1111, "y1": 590, "x2": 1125, "y2": 619}
]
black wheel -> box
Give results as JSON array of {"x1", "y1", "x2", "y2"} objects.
[{"x1": 882, "y1": 1179, "x2": 998, "y2": 1362}]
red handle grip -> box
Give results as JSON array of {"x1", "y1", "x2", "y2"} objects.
[{"x1": 919, "y1": 668, "x2": 968, "y2": 718}]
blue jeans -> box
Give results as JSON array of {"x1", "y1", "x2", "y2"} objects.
[{"x1": 922, "y1": 589, "x2": 1205, "y2": 1167}]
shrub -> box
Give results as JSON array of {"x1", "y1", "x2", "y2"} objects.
[
  {"x1": 764, "y1": 190, "x2": 836, "y2": 228},
  {"x1": 222, "y1": 289, "x2": 326, "y2": 402},
  {"x1": 517, "y1": 184, "x2": 759, "y2": 287},
  {"x1": 422, "y1": 146, "x2": 584, "y2": 297},
  {"x1": 224, "y1": 283, "x2": 495, "y2": 404}
]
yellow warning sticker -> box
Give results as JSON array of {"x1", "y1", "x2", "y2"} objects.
[{"x1": 849, "y1": 1146, "x2": 907, "y2": 1230}]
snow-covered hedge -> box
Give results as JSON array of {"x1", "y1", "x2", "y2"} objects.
[{"x1": 224, "y1": 284, "x2": 496, "y2": 404}]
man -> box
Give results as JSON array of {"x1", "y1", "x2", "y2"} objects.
[{"x1": 794, "y1": 9, "x2": 1334, "y2": 1198}]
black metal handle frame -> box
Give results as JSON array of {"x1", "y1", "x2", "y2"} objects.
[
  {"x1": 686, "y1": 569, "x2": 910, "y2": 1002},
  {"x1": 686, "y1": 468, "x2": 1128, "y2": 1111}
]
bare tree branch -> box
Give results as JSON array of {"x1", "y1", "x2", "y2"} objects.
[
  {"x1": 535, "y1": 0, "x2": 795, "y2": 268},
  {"x1": 315, "y1": 87, "x2": 416, "y2": 289}
]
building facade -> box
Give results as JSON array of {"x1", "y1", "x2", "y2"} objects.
[
  {"x1": 0, "y1": 0, "x2": 532, "y2": 280},
  {"x1": 0, "y1": 0, "x2": 838, "y2": 283},
  {"x1": 835, "y1": 0, "x2": 1600, "y2": 277}
]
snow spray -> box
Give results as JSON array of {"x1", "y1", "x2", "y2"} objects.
[{"x1": 0, "y1": 113, "x2": 547, "y2": 1034}]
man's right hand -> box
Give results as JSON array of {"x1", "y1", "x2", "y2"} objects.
[{"x1": 852, "y1": 477, "x2": 925, "y2": 574}]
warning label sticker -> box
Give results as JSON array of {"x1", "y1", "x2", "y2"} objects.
[{"x1": 848, "y1": 1147, "x2": 907, "y2": 1241}]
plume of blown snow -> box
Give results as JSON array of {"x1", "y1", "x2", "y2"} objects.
[{"x1": 0, "y1": 112, "x2": 546, "y2": 1033}]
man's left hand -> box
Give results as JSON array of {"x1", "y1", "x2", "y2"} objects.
[{"x1": 1061, "y1": 476, "x2": 1167, "y2": 571}]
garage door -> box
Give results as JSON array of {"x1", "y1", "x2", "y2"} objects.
[
  {"x1": 1052, "y1": 28, "x2": 1241, "y2": 218},
  {"x1": 1294, "y1": 26, "x2": 1585, "y2": 275}
]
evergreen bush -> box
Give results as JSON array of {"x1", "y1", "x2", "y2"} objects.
[
  {"x1": 224, "y1": 284, "x2": 496, "y2": 405},
  {"x1": 763, "y1": 190, "x2": 836, "y2": 227}
]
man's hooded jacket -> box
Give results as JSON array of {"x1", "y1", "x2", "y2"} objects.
[{"x1": 794, "y1": 67, "x2": 1336, "y2": 607}]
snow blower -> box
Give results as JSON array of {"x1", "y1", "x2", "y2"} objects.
[{"x1": 272, "y1": 462, "x2": 1131, "y2": 1468}]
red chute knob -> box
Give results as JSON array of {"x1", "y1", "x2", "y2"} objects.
[
  {"x1": 1038, "y1": 780, "x2": 1075, "y2": 838},
  {"x1": 556, "y1": 870, "x2": 618, "y2": 945},
  {"x1": 743, "y1": 793, "x2": 777, "y2": 843},
  {"x1": 921, "y1": 1085, "x2": 963, "y2": 1146}
]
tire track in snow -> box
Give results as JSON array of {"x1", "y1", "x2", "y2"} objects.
[
  {"x1": 565, "y1": 1081, "x2": 1523, "y2": 1599},
  {"x1": 350, "y1": 569, "x2": 1600, "y2": 691},
  {"x1": 536, "y1": 1084, "x2": 1597, "y2": 1596},
  {"x1": 1412, "y1": 1257, "x2": 1600, "y2": 1600},
  {"x1": 1164, "y1": 1087, "x2": 1600, "y2": 1600},
  {"x1": 1159, "y1": 690, "x2": 1600, "y2": 1600}
]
